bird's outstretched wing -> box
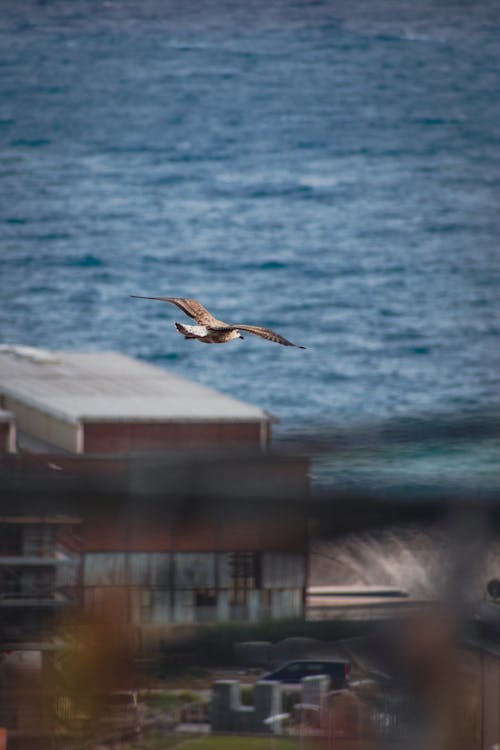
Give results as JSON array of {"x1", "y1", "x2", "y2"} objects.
[
  {"x1": 130, "y1": 296, "x2": 227, "y2": 326},
  {"x1": 212, "y1": 324, "x2": 306, "y2": 349}
]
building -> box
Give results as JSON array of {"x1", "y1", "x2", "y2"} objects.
[
  {"x1": 0, "y1": 454, "x2": 308, "y2": 637},
  {"x1": 0, "y1": 345, "x2": 308, "y2": 635},
  {"x1": 0, "y1": 345, "x2": 308, "y2": 747},
  {"x1": 81, "y1": 507, "x2": 307, "y2": 629},
  {"x1": 0, "y1": 515, "x2": 80, "y2": 643},
  {"x1": 0, "y1": 345, "x2": 273, "y2": 454}
]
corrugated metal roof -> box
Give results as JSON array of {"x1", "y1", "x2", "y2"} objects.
[{"x1": 0, "y1": 346, "x2": 271, "y2": 423}]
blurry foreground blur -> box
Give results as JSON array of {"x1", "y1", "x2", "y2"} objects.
[
  {"x1": 0, "y1": 411, "x2": 499, "y2": 750},
  {"x1": 0, "y1": 349, "x2": 498, "y2": 748}
]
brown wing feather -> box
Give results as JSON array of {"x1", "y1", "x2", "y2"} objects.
[
  {"x1": 130, "y1": 296, "x2": 227, "y2": 326},
  {"x1": 230, "y1": 324, "x2": 306, "y2": 349}
]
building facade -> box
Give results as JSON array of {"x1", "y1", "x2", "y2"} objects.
[{"x1": 0, "y1": 346, "x2": 309, "y2": 634}]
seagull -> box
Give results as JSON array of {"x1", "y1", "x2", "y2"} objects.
[{"x1": 131, "y1": 296, "x2": 306, "y2": 348}]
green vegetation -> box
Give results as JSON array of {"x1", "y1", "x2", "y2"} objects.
[
  {"x1": 155, "y1": 665, "x2": 211, "y2": 681},
  {"x1": 158, "y1": 618, "x2": 372, "y2": 671},
  {"x1": 236, "y1": 686, "x2": 299, "y2": 713},
  {"x1": 141, "y1": 693, "x2": 179, "y2": 713},
  {"x1": 177, "y1": 690, "x2": 200, "y2": 704},
  {"x1": 179, "y1": 736, "x2": 297, "y2": 750},
  {"x1": 141, "y1": 690, "x2": 203, "y2": 713},
  {"x1": 123, "y1": 734, "x2": 179, "y2": 750},
  {"x1": 240, "y1": 686, "x2": 254, "y2": 706},
  {"x1": 125, "y1": 734, "x2": 297, "y2": 750}
]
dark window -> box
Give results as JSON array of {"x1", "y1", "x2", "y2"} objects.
[
  {"x1": 0, "y1": 525, "x2": 23, "y2": 555},
  {"x1": 1, "y1": 568, "x2": 21, "y2": 595},
  {"x1": 306, "y1": 663, "x2": 324, "y2": 673},
  {"x1": 228, "y1": 552, "x2": 260, "y2": 605},
  {"x1": 195, "y1": 589, "x2": 217, "y2": 607}
]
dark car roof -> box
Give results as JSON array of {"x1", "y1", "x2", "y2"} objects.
[
  {"x1": 272, "y1": 659, "x2": 349, "y2": 668},
  {"x1": 264, "y1": 660, "x2": 350, "y2": 680}
]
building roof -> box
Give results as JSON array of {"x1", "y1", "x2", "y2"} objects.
[{"x1": 0, "y1": 345, "x2": 271, "y2": 424}]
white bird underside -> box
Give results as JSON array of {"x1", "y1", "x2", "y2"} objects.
[
  {"x1": 175, "y1": 322, "x2": 241, "y2": 344},
  {"x1": 176, "y1": 323, "x2": 209, "y2": 338},
  {"x1": 131, "y1": 296, "x2": 306, "y2": 348}
]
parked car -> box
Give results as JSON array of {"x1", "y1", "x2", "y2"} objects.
[{"x1": 263, "y1": 660, "x2": 350, "y2": 690}]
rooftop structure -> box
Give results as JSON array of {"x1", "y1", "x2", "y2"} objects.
[{"x1": 0, "y1": 345, "x2": 273, "y2": 454}]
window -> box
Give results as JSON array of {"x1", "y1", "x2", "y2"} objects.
[
  {"x1": 228, "y1": 552, "x2": 260, "y2": 605},
  {"x1": 0, "y1": 525, "x2": 22, "y2": 555},
  {"x1": 306, "y1": 663, "x2": 325, "y2": 673},
  {"x1": 282, "y1": 663, "x2": 302, "y2": 677},
  {"x1": 195, "y1": 589, "x2": 217, "y2": 608}
]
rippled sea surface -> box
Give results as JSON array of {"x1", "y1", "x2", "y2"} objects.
[{"x1": 1, "y1": 0, "x2": 499, "y2": 438}]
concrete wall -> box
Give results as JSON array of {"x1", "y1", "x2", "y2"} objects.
[
  {"x1": 211, "y1": 680, "x2": 282, "y2": 735},
  {"x1": 211, "y1": 676, "x2": 328, "y2": 735}
]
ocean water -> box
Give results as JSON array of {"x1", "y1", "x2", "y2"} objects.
[{"x1": 1, "y1": 0, "x2": 499, "y2": 440}]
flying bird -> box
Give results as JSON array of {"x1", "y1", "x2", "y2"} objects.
[{"x1": 131, "y1": 296, "x2": 306, "y2": 349}]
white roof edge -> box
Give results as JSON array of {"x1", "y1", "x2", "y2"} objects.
[
  {"x1": 0, "y1": 409, "x2": 16, "y2": 422},
  {"x1": 0, "y1": 385, "x2": 81, "y2": 425},
  {"x1": 0, "y1": 383, "x2": 271, "y2": 424},
  {"x1": 79, "y1": 415, "x2": 273, "y2": 423}
]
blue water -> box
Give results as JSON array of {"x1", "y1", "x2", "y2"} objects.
[{"x1": 1, "y1": 0, "x2": 499, "y2": 438}]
